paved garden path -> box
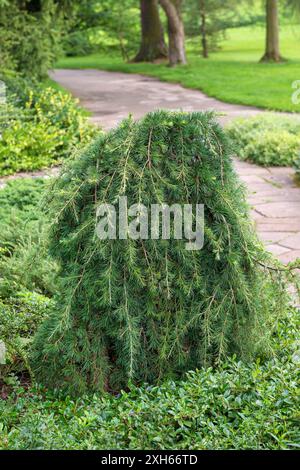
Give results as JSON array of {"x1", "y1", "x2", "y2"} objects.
[
  {"x1": 51, "y1": 69, "x2": 265, "y2": 129},
  {"x1": 9, "y1": 69, "x2": 300, "y2": 263}
]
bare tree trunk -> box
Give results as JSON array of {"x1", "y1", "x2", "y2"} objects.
[
  {"x1": 199, "y1": 0, "x2": 208, "y2": 58},
  {"x1": 260, "y1": 0, "x2": 283, "y2": 62},
  {"x1": 159, "y1": 0, "x2": 187, "y2": 66},
  {"x1": 134, "y1": 0, "x2": 167, "y2": 62}
]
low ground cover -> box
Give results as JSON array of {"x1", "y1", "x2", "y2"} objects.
[
  {"x1": 0, "y1": 307, "x2": 299, "y2": 449},
  {"x1": 0, "y1": 178, "x2": 56, "y2": 381}
]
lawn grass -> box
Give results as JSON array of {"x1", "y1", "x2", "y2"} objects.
[
  {"x1": 56, "y1": 25, "x2": 300, "y2": 113},
  {"x1": 42, "y1": 78, "x2": 69, "y2": 94}
]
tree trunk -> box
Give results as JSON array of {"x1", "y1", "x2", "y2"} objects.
[
  {"x1": 260, "y1": 0, "x2": 283, "y2": 62},
  {"x1": 199, "y1": 0, "x2": 208, "y2": 58},
  {"x1": 159, "y1": 0, "x2": 187, "y2": 66},
  {"x1": 134, "y1": 0, "x2": 167, "y2": 62}
]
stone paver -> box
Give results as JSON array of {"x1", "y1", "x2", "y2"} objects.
[
  {"x1": 255, "y1": 202, "x2": 299, "y2": 218},
  {"x1": 264, "y1": 244, "x2": 291, "y2": 257},
  {"x1": 0, "y1": 167, "x2": 60, "y2": 190},
  {"x1": 235, "y1": 159, "x2": 300, "y2": 263},
  {"x1": 279, "y1": 233, "x2": 300, "y2": 250},
  {"x1": 259, "y1": 232, "x2": 295, "y2": 244},
  {"x1": 279, "y1": 250, "x2": 300, "y2": 264}
]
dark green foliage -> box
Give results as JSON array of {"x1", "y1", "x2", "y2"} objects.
[
  {"x1": 0, "y1": 178, "x2": 47, "y2": 259},
  {"x1": 0, "y1": 1, "x2": 62, "y2": 79},
  {"x1": 0, "y1": 178, "x2": 46, "y2": 218},
  {"x1": 0, "y1": 178, "x2": 57, "y2": 297},
  {"x1": 227, "y1": 114, "x2": 300, "y2": 167},
  {"x1": 0, "y1": 177, "x2": 57, "y2": 294},
  {"x1": 32, "y1": 110, "x2": 291, "y2": 395},
  {"x1": 1, "y1": 306, "x2": 299, "y2": 449},
  {"x1": 0, "y1": 291, "x2": 53, "y2": 379},
  {"x1": 62, "y1": 0, "x2": 141, "y2": 59},
  {"x1": 0, "y1": 178, "x2": 56, "y2": 379},
  {"x1": 63, "y1": 31, "x2": 97, "y2": 58},
  {"x1": 0, "y1": 178, "x2": 47, "y2": 264}
]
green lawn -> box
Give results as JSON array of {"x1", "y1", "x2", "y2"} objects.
[{"x1": 56, "y1": 25, "x2": 300, "y2": 113}]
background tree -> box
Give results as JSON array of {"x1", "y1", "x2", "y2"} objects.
[
  {"x1": 185, "y1": 0, "x2": 239, "y2": 58},
  {"x1": 199, "y1": 0, "x2": 209, "y2": 58},
  {"x1": 62, "y1": 0, "x2": 140, "y2": 60},
  {"x1": 260, "y1": 0, "x2": 283, "y2": 62},
  {"x1": 134, "y1": 0, "x2": 167, "y2": 62},
  {"x1": 32, "y1": 110, "x2": 288, "y2": 395},
  {"x1": 159, "y1": 0, "x2": 187, "y2": 65}
]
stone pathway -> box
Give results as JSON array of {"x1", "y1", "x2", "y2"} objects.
[
  {"x1": 3, "y1": 68, "x2": 299, "y2": 263},
  {"x1": 0, "y1": 167, "x2": 60, "y2": 190},
  {"x1": 51, "y1": 69, "x2": 265, "y2": 130},
  {"x1": 234, "y1": 160, "x2": 300, "y2": 263}
]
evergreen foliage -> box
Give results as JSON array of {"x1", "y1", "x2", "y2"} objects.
[
  {"x1": 32, "y1": 111, "x2": 293, "y2": 395},
  {"x1": 0, "y1": 78, "x2": 97, "y2": 176},
  {"x1": 0, "y1": 178, "x2": 57, "y2": 297},
  {"x1": 0, "y1": 1, "x2": 62, "y2": 79},
  {"x1": 184, "y1": 0, "x2": 240, "y2": 57},
  {"x1": 0, "y1": 178, "x2": 55, "y2": 379}
]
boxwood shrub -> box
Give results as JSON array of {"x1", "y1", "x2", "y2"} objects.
[{"x1": 227, "y1": 114, "x2": 300, "y2": 167}]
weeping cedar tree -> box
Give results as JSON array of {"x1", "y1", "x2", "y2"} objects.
[{"x1": 32, "y1": 111, "x2": 293, "y2": 395}]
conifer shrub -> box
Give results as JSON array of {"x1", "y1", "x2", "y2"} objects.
[{"x1": 32, "y1": 111, "x2": 293, "y2": 395}]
